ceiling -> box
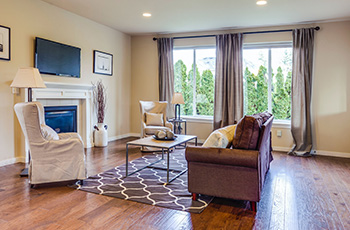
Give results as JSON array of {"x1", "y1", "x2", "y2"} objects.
[{"x1": 41, "y1": 0, "x2": 350, "y2": 35}]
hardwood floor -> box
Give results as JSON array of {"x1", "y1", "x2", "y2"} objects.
[{"x1": 1, "y1": 137, "x2": 350, "y2": 229}]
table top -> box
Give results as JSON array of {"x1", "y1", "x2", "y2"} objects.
[{"x1": 127, "y1": 134, "x2": 196, "y2": 149}]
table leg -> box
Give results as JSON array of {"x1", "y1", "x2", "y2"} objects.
[
  {"x1": 166, "y1": 148, "x2": 169, "y2": 184},
  {"x1": 126, "y1": 144, "x2": 129, "y2": 177},
  {"x1": 195, "y1": 137, "x2": 197, "y2": 146}
]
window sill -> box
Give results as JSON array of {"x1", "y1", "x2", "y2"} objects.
[
  {"x1": 272, "y1": 120, "x2": 291, "y2": 129},
  {"x1": 174, "y1": 117, "x2": 291, "y2": 127},
  {"x1": 180, "y1": 116, "x2": 213, "y2": 124}
]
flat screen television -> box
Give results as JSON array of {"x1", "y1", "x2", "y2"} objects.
[{"x1": 35, "y1": 37, "x2": 81, "y2": 78}]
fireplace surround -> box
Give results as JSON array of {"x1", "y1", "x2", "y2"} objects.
[{"x1": 31, "y1": 82, "x2": 94, "y2": 149}]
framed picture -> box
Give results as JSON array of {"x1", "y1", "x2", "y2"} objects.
[
  {"x1": 0, "y1": 25, "x2": 10, "y2": 61},
  {"x1": 93, "y1": 50, "x2": 113, "y2": 76}
]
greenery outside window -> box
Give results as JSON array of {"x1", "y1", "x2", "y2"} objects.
[
  {"x1": 243, "y1": 42, "x2": 292, "y2": 121},
  {"x1": 173, "y1": 47, "x2": 216, "y2": 118}
]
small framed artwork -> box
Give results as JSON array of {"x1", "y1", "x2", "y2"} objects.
[
  {"x1": 0, "y1": 25, "x2": 10, "y2": 61},
  {"x1": 93, "y1": 50, "x2": 113, "y2": 76}
]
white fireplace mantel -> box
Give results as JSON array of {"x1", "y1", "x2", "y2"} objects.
[{"x1": 31, "y1": 81, "x2": 94, "y2": 148}]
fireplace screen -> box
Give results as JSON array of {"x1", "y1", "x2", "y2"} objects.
[{"x1": 44, "y1": 106, "x2": 77, "y2": 133}]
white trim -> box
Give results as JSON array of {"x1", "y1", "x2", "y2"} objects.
[
  {"x1": 272, "y1": 120, "x2": 291, "y2": 129},
  {"x1": 108, "y1": 133, "x2": 140, "y2": 142},
  {"x1": 243, "y1": 41, "x2": 293, "y2": 49},
  {"x1": 314, "y1": 150, "x2": 350, "y2": 159},
  {"x1": 0, "y1": 157, "x2": 26, "y2": 167},
  {"x1": 271, "y1": 147, "x2": 350, "y2": 159},
  {"x1": 272, "y1": 146, "x2": 291, "y2": 152},
  {"x1": 108, "y1": 133, "x2": 205, "y2": 144},
  {"x1": 181, "y1": 116, "x2": 213, "y2": 124}
]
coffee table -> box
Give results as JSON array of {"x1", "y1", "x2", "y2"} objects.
[{"x1": 125, "y1": 134, "x2": 197, "y2": 185}]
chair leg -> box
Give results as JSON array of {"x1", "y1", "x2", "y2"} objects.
[
  {"x1": 192, "y1": 193, "x2": 198, "y2": 201},
  {"x1": 250, "y1": 201, "x2": 257, "y2": 212}
]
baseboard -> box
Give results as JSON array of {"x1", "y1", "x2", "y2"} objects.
[
  {"x1": 108, "y1": 133, "x2": 140, "y2": 142},
  {"x1": 272, "y1": 146, "x2": 350, "y2": 159},
  {"x1": 0, "y1": 157, "x2": 26, "y2": 167},
  {"x1": 108, "y1": 133, "x2": 205, "y2": 144},
  {"x1": 272, "y1": 146, "x2": 291, "y2": 152},
  {"x1": 315, "y1": 150, "x2": 350, "y2": 158}
]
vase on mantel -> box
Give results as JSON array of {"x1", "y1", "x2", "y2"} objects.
[{"x1": 94, "y1": 123, "x2": 108, "y2": 147}]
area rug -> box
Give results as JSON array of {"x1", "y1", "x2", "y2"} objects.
[{"x1": 76, "y1": 149, "x2": 213, "y2": 213}]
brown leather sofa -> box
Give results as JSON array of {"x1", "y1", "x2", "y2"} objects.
[{"x1": 185, "y1": 115, "x2": 274, "y2": 211}]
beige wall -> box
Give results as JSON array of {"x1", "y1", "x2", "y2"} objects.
[
  {"x1": 130, "y1": 21, "x2": 350, "y2": 155},
  {"x1": 0, "y1": 0, "x2": 131, "y2": 163}
]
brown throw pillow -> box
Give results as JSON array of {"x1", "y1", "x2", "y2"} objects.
[{"x1": 232, "y1": 115, "x2": 261, "y2": 150}]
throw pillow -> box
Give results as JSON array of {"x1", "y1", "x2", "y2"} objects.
[
  {"x1": 202, "y1": 125, "x2": 237, "y2": 148},
  {"x1": 41, "y1": 124, "x2": 59, "y2": 141},
  {"x1": 232, "y1": 115, "x2": 260, "y2": 150},
  {"x1": 146, "y1": 112, "x2": 164, "y2": 126}
]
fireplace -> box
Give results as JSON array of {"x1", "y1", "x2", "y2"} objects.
[{"x1": 44, "y1": 106, "x2": 77, "y2": 133}]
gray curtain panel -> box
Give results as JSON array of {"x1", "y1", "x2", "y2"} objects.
[
  {"x1": 289, "y1": 28, "x2": 315, "y2": 156},
  {"x1": 157, "y1": 38, "x2": 175, "y2": 118},
  {"x1": 214, "y1": 33, "x2": 244, "y2": 130}
]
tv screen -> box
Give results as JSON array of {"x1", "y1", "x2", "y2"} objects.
[{"x1": 35, "y1": 37, "x2": 81, "y2": 78}]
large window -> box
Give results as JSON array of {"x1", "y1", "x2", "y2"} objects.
[
  {"x1": 173, "y1": 47, "x2": 216, "y2": 117},
  {"x1": 243, "y1": 43, "x2": 292, "y2": 120}
]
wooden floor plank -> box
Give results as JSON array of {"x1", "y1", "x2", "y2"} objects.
[{"x1": 1, "y1": 138, "x2": 350, "y2": 229}]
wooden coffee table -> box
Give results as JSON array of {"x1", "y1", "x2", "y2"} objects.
[{"x1": 125, "y1": 134, "x2": 197, "y2": 184}]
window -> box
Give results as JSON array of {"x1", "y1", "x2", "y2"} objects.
[
  {"x1": 243, "y1": 43, "x2": 292, "y2": 120},
  {"x1": 173, "y1": 47, "x2": 216, "y2": 117}
]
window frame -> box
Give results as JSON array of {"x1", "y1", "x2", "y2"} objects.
[
  {"x1": 173, "y1": 45, "x2": 216, "y2": 119},
  {"x1": 243, "y1": 42, "x2": 293, "y2": 124}
]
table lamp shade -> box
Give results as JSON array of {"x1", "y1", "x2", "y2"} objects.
[
  {"x1": 171, "y1": 92, "x2": 185, "y2": 105},
  {"x1": 10, "y1": 68, "x2": 46, "y2": 89}
]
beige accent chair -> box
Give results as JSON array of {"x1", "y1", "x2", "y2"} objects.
[
  {"x1": 14, "y1": 102, "x2": 86, "y2": 186},
  {"x1": 139, "y1": 101, "x2": 173, "y2": 139}
]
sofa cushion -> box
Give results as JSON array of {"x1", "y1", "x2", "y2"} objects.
[
  {"x1": 146, "y1": 112, "x2": 164, "y2": 126},
  {"x1": 144, "y1": 126, "x2": 171, "y2": 135},
  {"x1": 202, "y1": 125, "x2": 237, "y2": 148},
  {"x1": 232, "y1": 116, "x2": 260, "y2": 150},
  {"x1": 253, "y1": 111, "x2": 272, "y2": 124},
  {"x1": 41, "y1": 124, "x2": 59, "y2": 141}
]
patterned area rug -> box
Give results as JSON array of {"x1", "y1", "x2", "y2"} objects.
[{"x1": 76, "y1": 149, "x2": 213, "y2": 213}]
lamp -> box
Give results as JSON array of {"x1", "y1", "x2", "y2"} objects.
[
  {"x1": 171, "y1": 92, "x2": 185, "y2": 120},
  {"x1": 10, "y1": 67, "x2": 46, "y2": 177},
  {"x1": 10, "y1": 67, "x2": 46, "y2": 102}
]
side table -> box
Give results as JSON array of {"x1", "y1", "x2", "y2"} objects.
[{"x1": 168, "y1": 118, "x2": 187, "y2": 134}]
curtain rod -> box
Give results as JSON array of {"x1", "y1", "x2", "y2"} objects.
[{"x1": 152, "y1": 26, "x2": 320, "y2": 41}]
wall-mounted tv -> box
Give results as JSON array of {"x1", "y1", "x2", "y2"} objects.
[{"x1": 35, "y1": 37, "x2": 81, "y2": 78}]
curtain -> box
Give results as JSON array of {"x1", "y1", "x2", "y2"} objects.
[
  {"x1": 289, "y1": 28, "x2": 315, "y2": 156},
  {"x1": 157, "y1": 38, "x2": 175, "y2": 118},
  {"x1": 213, "y1": 33, "x2": 243, "y2": 130}
]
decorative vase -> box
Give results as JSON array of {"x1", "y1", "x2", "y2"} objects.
[{"x1": 94, "y1": 123, "x2": 108, "y2": 147}]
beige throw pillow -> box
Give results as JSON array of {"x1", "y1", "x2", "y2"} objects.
[
  {"x1": 41, "y1": 124, "x2": 59, "y2": 141},
  {"x1": 202, "y1": 125, "x2": 237, "y2": 148},
  {"x1": 146, "y1": 112, "x2": 164, "y2": 126}
]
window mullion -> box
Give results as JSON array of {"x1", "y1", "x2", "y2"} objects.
[
  {"x1": 268, "y1": 48, "x2": 272, "y2": 113},
  {"x1": 192, "y1": 49, "x2": 197, "y2": 116}
]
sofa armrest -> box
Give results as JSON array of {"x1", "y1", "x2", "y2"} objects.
[{"x1": 185, "y1": 146, "x2": 258, "y2": 169}]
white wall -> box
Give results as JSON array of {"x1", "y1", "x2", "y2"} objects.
[
  {"x1": 0, "y1": 0, "x2": 131, "y2": 164},
  {"x1": 130, "y1": 21, "x2": 350, "y2": 156}
]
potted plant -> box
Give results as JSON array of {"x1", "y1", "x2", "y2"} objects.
[{"x1": 93, "y1": 80, "x2": 108, "y2": 147}]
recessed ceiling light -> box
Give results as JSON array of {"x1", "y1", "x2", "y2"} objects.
[
  {"x1": 143, "y1": 13, "x2": 152, "y2": 17},
  {"x1": 256, "y1": 0, "x2": 267, "y2": 5}
]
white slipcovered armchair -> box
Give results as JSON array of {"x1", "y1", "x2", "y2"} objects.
[
  {"x1": 139, "y1": 101, "x2": 173, "y2": 138},
  {"x1": 14, "y1": 102, "x2": 86, "y2": 186}
]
